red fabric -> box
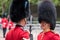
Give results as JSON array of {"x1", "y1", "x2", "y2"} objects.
[
  {"x1": 5, "y1": 26, "x2": 30, "y2": 40},
  {"x1": 2, "y1": 18, "x2": 8, "y2": 28},
  {"x1": 37, "y1": 31, "x2": 60, "y2": 40},
  {"x1": 8, "y1": 21, "x2": 14, "y2": 29}
]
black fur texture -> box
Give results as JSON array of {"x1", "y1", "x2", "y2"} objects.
[
  {"x1": 38, "y1": 1, "x2": 57, "y2": 30},
  {"x1": 10, "y1": 0, "x2": 29, "y2": 23}
]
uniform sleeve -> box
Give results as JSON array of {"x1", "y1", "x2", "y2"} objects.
[
  {"x1": 52, "y1": 34, "x2": 60, "y2": 40},
  {"x1": 37, "y1": 35, "x2": 40, "y2": 40},
  {"x1": 5, "y1": 32, "x2": 9, "y2": 40},
  {"x1": 20, "y1": 30, "x2": 30, "y2": 39},
  {"x1": 5, "y1": 30, "x2": 12, "y2": 40},
  {"x1": 37, "y1": 32, "x2": 42, "y2": 40},
  {"x1": 6, "y1": 19, "x2": 8, "y2": 24}
]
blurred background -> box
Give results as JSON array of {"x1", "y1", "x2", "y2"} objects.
[{"x1": 0, "y1": 0, "x2": 60, "y2": 40}]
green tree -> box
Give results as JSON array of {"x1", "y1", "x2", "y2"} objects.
[
  {"x1": 30, "y1": 0, "x2": 38, "y2": 4},
  {"x1": 0, "y1": 0, "x2": 12, "y2": 16},
  {"x1": 53, "y1": 0, "x2": 60, "y2": 6},
  {"x1": 30, "y1": 0, "x2": 60, "y2": 6}
]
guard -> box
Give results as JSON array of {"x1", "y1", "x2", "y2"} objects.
[
  {"x1": 37, "y1": 0, "x2": 60, "y2": 40},
  {"x1": 5, "y1": 0, "x2": 30, "y2": 40}
]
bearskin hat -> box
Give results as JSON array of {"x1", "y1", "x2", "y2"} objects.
[
  {"x1": 38, "y1": 1, "x2": 57, "y2": 30},
  {"x1": 10, "y1": 0, "x2": 29, "y2": 23}
]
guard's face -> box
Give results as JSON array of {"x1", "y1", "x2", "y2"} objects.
[
  {"x1": 40, "y1": 21, "x2": 50, "y2": 30},
  {"x1": 23, "y1": 18, "x2": 27, "y2": 26}
]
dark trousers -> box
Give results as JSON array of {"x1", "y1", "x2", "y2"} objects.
[{"x1": 3, "y1": 28, "x2": 7, "y2": 38}]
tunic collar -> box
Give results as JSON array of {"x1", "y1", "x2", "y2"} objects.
[{"x1": 16, "y1": 24, "x2": 24, "y2": 29}]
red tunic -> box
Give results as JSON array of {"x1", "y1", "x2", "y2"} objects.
[
  {"x1": 8, "y1": 21, "x2": 14, "y2": 29},
  {"x1": 2, "y1": 18, "x2": 8, "y2": 28},
  {"x1": 5, "y1": 25, "x2": 30, "y2": 40},
  {"x1": 37, "y1": 31, "x2": 60, "y2": 40}
]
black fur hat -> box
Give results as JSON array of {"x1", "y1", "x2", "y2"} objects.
[
  {"x1": 10, "y1": 0, "x2": 29, "y2": 23},
  {"x1": 38, "y1": 1, "x2": 57, "y2": 30}
]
